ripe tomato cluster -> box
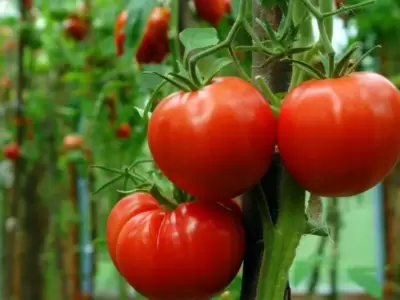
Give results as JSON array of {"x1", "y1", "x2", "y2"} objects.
[{"x1": 114, "y1": 7, "x2": 170, "y2": 64}]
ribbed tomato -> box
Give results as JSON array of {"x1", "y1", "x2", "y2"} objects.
[
  {"x1": 114, "y1": 7, "x2": 170, "y2": 64},
  {"x1": 278, "y1": 72, "x2": 400, "y2": 197},
  {"x1": 106, "y1": 193, "x2": 244, "y2": 300},
  {"x1": 194, "y1": 0, "x2": 231, "y2": 27},
  {"x1": 148, "y1": 76, "x2": 276, "y2": 199}
]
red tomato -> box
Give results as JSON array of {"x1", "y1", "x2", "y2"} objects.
[
  {"x1": 277, "y1": 72, "x2": 400, "y2": 197},
  {"x1": 148, "y1": 76, "x2": 276, "y2": 199},
  {"x1": 63, "y1": 134, "x2": 83, "y2": 150},
  {"x1": 3, "y1": 142, "x2": 20, "y2": 160},
  {"x1": 106, "y1": 193, "x2": 244, "y2": 300},
  {"x1": 194, "y1": 0, "x2": 230, "y2": 27},
  {"x1": 63, "y1": 15, "x2": 89, "y2": 41},
  {"x1": 116, "y1": 123, "x2": 131, "y2": 139},
  {"x1": 115, "y1": 7, "x2": 170, "y2": 64}
]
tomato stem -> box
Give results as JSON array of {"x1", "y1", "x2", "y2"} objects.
[
  {"x1": 187, "y1": 0, "x2": 248, "y2": 86},
  {"x1": 255, "y1": 76, "x2": 280, "y2": 108},
  {"x1": 168, "y1": 0, "x2": 182, "y2": 73},
  {"x1": 256, "y1": 172, "x2": 306, "y2": 300},
  {"x1": 228, "y1": 46, "x2": 252, "y2": 82},
  {"x1": 322, "y1": 0, "x2": 375, "y2": 19}
]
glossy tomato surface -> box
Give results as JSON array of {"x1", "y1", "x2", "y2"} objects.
[
  {"x1": 148, "y1": 76, "x2": 276, "y2": 199},
  {"x1": 278, "y1": 72, "x2": 400, "y2": 197},
  {"x1": 194, "y1": 0, "x2": 230, "y2": 27},
  {"x1": 115, "y1": 7, "x2": 170, "y2": 64},
  {"x1": 106, "y1": 193, "x2": 245, "y2": 300},
  {"x1": 3, "y1": 142, "x2": 20, "y2": 160}
]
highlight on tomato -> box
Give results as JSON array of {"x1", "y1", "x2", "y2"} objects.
[
  {"x1": 3, "y1": 142, "x2": 21, "y2": 161},
  {"x1": 194, "y1": 0, "x2": 231, "y2": 27},
  {"x1": 277, "y1": 72, "x2": 400, "y2": 197},
  {"x1": 106, "y1": 192, "x2": 245, "y2": 300},
  {"x1": 148, "y1": 76, "x2": 276, "y2": 199},
  {"x1": 114, "y1": 7, "x2": 170, "y2": 64}
]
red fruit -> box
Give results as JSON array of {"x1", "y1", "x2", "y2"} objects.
[
  {"x1": 116, "y1": 123, "x2": 131, "y2": 139},
  {"x1": 3, "y1": 142, "x2": 21, "y2": 160},
  {"x1": 115, "y1": 7, "x2": 170, "y2": 64},
  {"x1": 278, "y1": 72, "x2": 400, "y2": 197},
  {"x1": 148, "y1": 76, "x2": 276, "y2": 199},
  {"x1": 194, "y1": 0, "x2": 230, "y2": 27},
  {"x1": 106, "y1": 193, "x2": 245, "y2": 300},
  {"x1": 63, "y1": 15, "x2": 89, "y2": 41}
]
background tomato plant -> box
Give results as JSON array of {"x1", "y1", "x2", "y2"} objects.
[{"x1": 0, "y1": 0, "x2": 400, "y2": 299}]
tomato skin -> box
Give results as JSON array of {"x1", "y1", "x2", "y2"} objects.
[
  {"x1": 194, "y1": 0, "x2": 230, "y2": 27},
  {"x1": 277, "y1": 72, "x2": 400, "y2": 197},
  {"x1": 148, "y1": 76, "x2": 276, "y2": 199},
  {"x1": 116, "y1": 123, "x2": 131, "y2": 139},
  {"x1": 106, "y1": 193, "x2": 244, "y2": 300},
  {"x1": 3, "y1": 142, "x2": 21, "y2": 160},
  {"x1": 115, "y1": 7, "x2": 170, "y2": 64},
  {"x1": 63, "y1": 16, "x2": 89, "y2": 41}
]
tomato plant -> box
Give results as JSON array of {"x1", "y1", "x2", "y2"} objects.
[
  {"x1": 63, "y1": 134, "x2": 83, "y2": 150},
  {"x1": 106, "y1": 192, "x2": 244, "y2": 300},
  {"x1": 3, "y1": 142, "x2": 21, "y2": 161},
  {"x1": 23, "y1": 0, "x2": 33, "y2": 10},
  {"x1": 194, "y1": 0, "x2": 231, "y2": 27},
  {"x1": 148, "y1": 76, "x2": 276, "y2": 199},
  {"x1": 115, "y1": 7, "x2": 170, "y2": 64},
  {"x1": 278, "y1": 72, "x2": 400, "y2": 197},
  {"x1": 63, "y1": 15, "x2": 89, "y2": 41},
  {"x1": 116, "y1": 123, "x2": 131, "y2": 139}
]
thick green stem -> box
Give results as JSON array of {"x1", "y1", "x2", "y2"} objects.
[
  {"x1": 256, "y1": 172, "x2": 306, "y2": 300},
  {"x1": 289, "y1": 0, "x2": 314, "y2": 89},
  {"x1": 320, "y1": 0, "x2": 334, "y2": 42}
]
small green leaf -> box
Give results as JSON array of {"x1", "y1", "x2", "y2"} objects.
[
  {"x1": 133, "y1": 106, "x2": 152, "y2": 119},
  {"x1": 179, "y1": 28, "x2": 219, "y2": 53},
  {"x1": 347, "y1": 267, "x2": 382, "y2": 298},
  {"x1": 203, "y1": 57, "x2": 233, "y2": 84}
]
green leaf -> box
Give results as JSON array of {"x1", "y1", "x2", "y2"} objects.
[
  {"x1": 133, "y1": 106, "x2": 152, "y2": 119},
  {"x1": 347, "y1": 267, "x2": 382, "y2": 298},
  {"x1": 179, "y1": 28, "x2": 219, "y2": 53},
  {"x1": 124, "y1": 0, "x2": 157, "y2": 52},
  {"x1": 203, "y1": 57, "x2": 233, "y2": 84}
]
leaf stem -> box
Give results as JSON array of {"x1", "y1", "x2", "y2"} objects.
[
  {"x1": 255, "y1": 76, "x2": 280, "y2": 107},
  {"x1": 168, "y1": 0, "x2": 181, "y2": 73},
  {"x1": 188, "y1": 0, "x2": 248, "y2": 86}
]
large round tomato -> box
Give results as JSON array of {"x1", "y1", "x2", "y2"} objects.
[
  {"x1": 194, "y1": 0, "x2": 231, "y2": 27},
  {"x1": 106, "y1": 193, "x2": 244, "y2": 300},
  {"x1": 278, "y1": 72, "x2": 400, "y2": 197},
  {"x1": 148, "y1": 76, "x2": 276, "y2": 199},
  {"x1": 63, "y1": 15, "x2": 89, "y2": 41},
  {"x1": 114, "y1": 7, "x2": 170, "y2": 64}
]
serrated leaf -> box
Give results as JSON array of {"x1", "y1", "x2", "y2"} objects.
[
  {"x1": 179, "y1": 28, "x2": 219, "y2": 53},
  {"x1": 347, "y1": 267, "x2": 382, "y2": 298}
]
